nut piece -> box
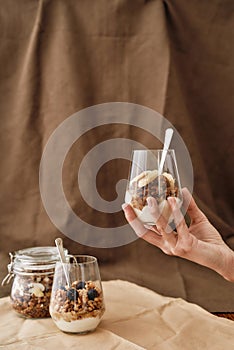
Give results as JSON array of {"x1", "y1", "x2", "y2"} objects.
[
  {"x1": 162, "y1": 172, "x2": 175, "y2": 189},
  {"x1": 138, "y1": 170, "x2": 158, "y2": 187},
  {"x1": 31, "y1": 287, "x2": 44, "y2": 298},
  {"x1": 29, "y1": 282, "x2": 45, "y2": 297},
  {"x1": 130, "y1": 171, "x2": 151, "y2": 186}
]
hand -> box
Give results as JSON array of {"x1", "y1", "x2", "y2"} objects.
[{"x1": 122, "y1": 188, "x2": 234, "y2": 282}]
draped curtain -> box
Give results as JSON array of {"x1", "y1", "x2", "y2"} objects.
[{"x1": 0, "y1": 0, "x2": 233, "y2": 310}]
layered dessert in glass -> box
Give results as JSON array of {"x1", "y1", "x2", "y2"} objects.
[
  {"x1": 50, "y1": 279, "x2": 105, "y2": 333},
  {"x1": 125, "y1": 150, "x2": 182, "y2": 225}
]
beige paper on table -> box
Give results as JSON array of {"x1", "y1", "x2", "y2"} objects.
[{"x1": 0, "y1": 280, "x2": 233, "y2": 350}]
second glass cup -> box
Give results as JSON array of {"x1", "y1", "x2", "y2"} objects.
[
  {"x1": 49, "y1": 255, "x2": 105, "y2": 334},
  {"x1": 125, "y1": 149, "x2": 182, "y2": 225}
]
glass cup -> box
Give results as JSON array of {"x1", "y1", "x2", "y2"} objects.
[
  {"x1": 49, "y1": 255, "x2": 105, "y2": 334},
  {"x1": 125, "y1": 149, "x2": 182, "y2": 225}
]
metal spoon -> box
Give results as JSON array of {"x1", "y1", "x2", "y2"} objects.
[
  {"x1": 55, "y1": 238, "x2": 71, "y2": 288},
  {"x1": 158, "y1": 128, "x2": 174, "y2": 175}
]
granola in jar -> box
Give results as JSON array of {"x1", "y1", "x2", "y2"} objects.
[{"x1": 2, "y1": 246, "x2": 68, "y2": 318}]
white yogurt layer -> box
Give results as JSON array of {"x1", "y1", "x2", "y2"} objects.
[
  {"x1": 54, "y1": 316, "x2": 101, "y2": 333},
  {"x1": 131, "y1": 198, "x2": 181, "y2": 225}
]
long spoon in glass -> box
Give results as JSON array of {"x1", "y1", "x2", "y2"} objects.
[
  {"x1": 55, "y1": 238, "x2": 71, "y2": 288},
  {"x1": 158, "y1": 128, "x2": 174, "y2": 175}
]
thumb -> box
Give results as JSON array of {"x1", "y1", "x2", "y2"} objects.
[{"x1": 182, "y1": 188, "x2": 207, "y2": 224}]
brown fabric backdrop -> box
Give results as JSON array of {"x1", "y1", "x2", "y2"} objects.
[{"x1": 0, "y1": 0, "x2": 234, "y2": 311}]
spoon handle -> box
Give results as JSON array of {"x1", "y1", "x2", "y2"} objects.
[
  {"x1": 158, "y1": 128, "x2": 174, "y2": 175},
  {"x1": 55, "y1": 238, "x2": 66, "y2": 262},
  {"x1": 55, "y1": 238, "x2": 70, "y2": 287}
]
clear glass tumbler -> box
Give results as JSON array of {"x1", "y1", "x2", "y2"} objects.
[
  {"x1": 49, "y1": 255, "x2": 105, "y2": 334},
  {"x1": 125, "y1": 149, "x2": 182, "y2": 225}
]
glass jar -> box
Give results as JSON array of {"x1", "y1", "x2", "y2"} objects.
[{"x1": 2, "y1": 246, "x2": 68, "y2": 318}]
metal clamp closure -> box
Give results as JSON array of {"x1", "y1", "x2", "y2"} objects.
[{"x1": 1, "y1": 253, "x2": 14, "y2": 286}]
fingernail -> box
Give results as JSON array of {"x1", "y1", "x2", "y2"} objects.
[
  {"x1": 122, "y1": 203, "x2": 128, "y2": 210},
  {"x1": 147, "y1": 197, "x2": 154, "y2": 208},
  {"x1": 167, "y1": 197, "x2": 176, "y2": 207},
  {"x1": 183, "y1": 187, "x2": 190, "y2": 192}
]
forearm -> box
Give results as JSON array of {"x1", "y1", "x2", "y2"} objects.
[
  {"x1": 202, "y1": 245, "x2": 234, "y2": 282},
  {"x1": 182, "y1": 241, "x2": 234, "y2": 282}
]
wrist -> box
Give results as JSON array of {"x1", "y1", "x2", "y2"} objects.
[{"x1": 220, "y1": 247, "x2": 234, "y2": 282}]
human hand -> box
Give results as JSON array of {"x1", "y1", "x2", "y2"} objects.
[{"x1": 122, "y1": 188, "x2": 234, "y2": 282}]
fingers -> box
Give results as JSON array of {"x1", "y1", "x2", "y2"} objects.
[
  {"x1": 146, "y1": 197, "x2": 177, "y2": 246},
  {"x1": 181, "y1": 187, "x2": 192, "y2": 209},
  {"x1": 167, "y1": 196, "x2": 195, "y2": 256},
  {"x1": 122, "y1": 203, "x2": 136, "y2": 222},
  {"x1": 122, "y1": 193, "x2": 202, "y2": 260},
  {"x1": 182, "y1": 188, "x2": 207, "y2": 224},
  {"x1": 167, "y1": 197, "x2": 189, "y2": 236},
  {"x1": 146, "y1": 197, "x2": 172, "y2": 234},
  {"x1": 122, "y1": 203, "x2": 162, "y2": 246},
  {"x1": 122, "y1": 201, "x2": 178, "y2": 250},
  {"x1": 121, "y1": 203, "x2": 148, "y2": 237}
]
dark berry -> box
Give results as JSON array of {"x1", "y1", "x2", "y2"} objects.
[
  {"x1": 76, "y1": 281, "x2": 86, "y2": 290},
  {"x1": 67, "y1": 288, "x2": 78, "y2": 300},
  {"x1": 87, "y1": 288, "x2": 98, "y2": 300},
  {"x1": 59, "y1": 285, "x2": 67, "y2": 291}
]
